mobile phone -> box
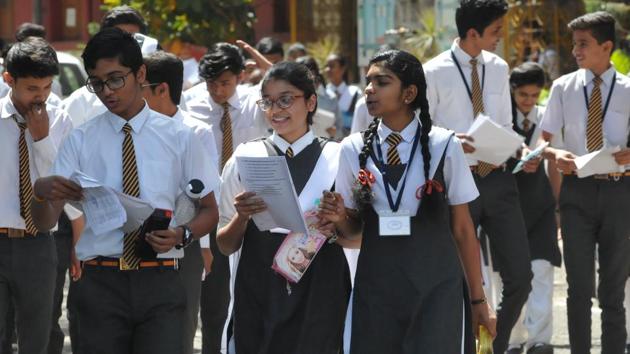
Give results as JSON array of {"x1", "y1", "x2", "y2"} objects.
[{"x1": 135, "y1": 208, "x2": 172, "y2": 259}]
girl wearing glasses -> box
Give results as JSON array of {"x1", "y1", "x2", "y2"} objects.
[
  {"x1": 216, "y1": 61, "x2": 351, "y2": 353},
  {"x1": 318, "y1": 50, "x2": 496, "y2": 353}
]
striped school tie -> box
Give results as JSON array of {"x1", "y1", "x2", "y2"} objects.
[
  {"x1": 285, "y1": 147, "x2": 294, "y2": 158},
  {"x1": 13, "y1": 116, "x2": 38, "y2": 236},
  {"x1": 386, "y1": 133, "x2": 403, "y2": 165},
  {"x1": 470, "y1": 58, "x2": 494, "y2": 178},
  {"x1": 586, "y1": 76, "x2": 604, "y2": 152},
  {"x1": 522, "y1": 118, "x2": 531, "y2": 133},
  {"x1": 220, "y1": 102, "x2": 233, "y2": 170},
  {"x1": 120, "y1": 123, "x2": 142, "y2": 270}
]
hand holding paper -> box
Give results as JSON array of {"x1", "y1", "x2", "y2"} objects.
[
  {"x1": 513, "y1": 142, "x2": 549, "y2": 174},
  {"x1": 574, "y1": 147, "x2": 625, "y2": 178},
  {"x1": 466, "y1": 114, "x2": 524, "y2": 166}
]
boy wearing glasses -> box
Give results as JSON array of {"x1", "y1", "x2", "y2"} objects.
[
  {"x1": 31, "y1": 28, "x2": 220, "y2": 353},
  {"x1": 0, "y1": 36, "x2": 73, "y2": 354},
  {"x1": 186, "y1": 42, "x2": 269, "y2": 354}
]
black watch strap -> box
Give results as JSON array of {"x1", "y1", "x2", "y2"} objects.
[{"x1": 176, "y1": 225, "x2": 194, "y2": 249}]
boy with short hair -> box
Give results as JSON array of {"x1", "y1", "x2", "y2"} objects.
[{"x1": 540, "y1": 11, "x2": 630, "y2": 354}]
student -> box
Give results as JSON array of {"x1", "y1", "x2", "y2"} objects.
[
  {"x1": 323, "y1": 49, "x2": 495, "y2": 353},
  {"x1": 287, "y1": 42, "x2": 307, "y2": 62},
  {"x1": 216, "y1": 61, "x2": 351, "y2": 354},
  {"x1": 505, "y1": 62, "x2": 561, "y2": 354},
  {"x1": 187, "y1": 42, "x2": 269, "y2": 354},
  {"x1": 423, "y1": 1, "x2": 533, "y2": 352},
  {"x1": 295, "y1": 55, "x2": 339, "y2": 138},
  {"x1": 0, "y1": 36, "x2": 73, "y2": 354},
  {"x1": 141, "y1": 50, "x2": 219, "y2": 354},
  {"x1": 31, "y1": 28, "x2": 220, "y2": 353},
  {"x1": 540, "y1": 12, "x2": 630, "y2": 354},
  {"x1": 255, "y1": 36, "x2": 284, "y2": 64},
  {"x1": 325, "y1": 53, "x2": 361, "y2": 137}
]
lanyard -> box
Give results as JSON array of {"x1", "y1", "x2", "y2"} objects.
[
  {"x1": 451, "y1": 50, "x2": 485, "y2": 103},
  {"x1": 582, "y1": 72, "x2": 616, "y2": 122},
  {"x1": 372, "y1": 126, "x2": 421, "y2": 212}
]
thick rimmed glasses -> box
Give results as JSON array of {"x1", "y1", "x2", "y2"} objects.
[
  {"x1": 256, "y1": 95, "x2": 304, "y2": 111},
  {"x1": 86, "y1": 70, "x2": 134, "y2": 93}
]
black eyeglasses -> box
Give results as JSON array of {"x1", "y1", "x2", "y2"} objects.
[
  {"x1": 86, "y1": 70, "x2": 134, "y2": 93},
  {"x1": 256, "y1": 95, "x2": 304, "y2": 112}
]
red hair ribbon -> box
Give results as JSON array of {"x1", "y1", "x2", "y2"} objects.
[
  {"x1": 357, "y1": 169, "x2": 376, "y2": 186},
  {"x1": 416, "y1": 179, "x2": 444, "y2": 199}
]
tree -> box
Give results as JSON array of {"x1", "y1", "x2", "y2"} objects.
[{"x1": 102, "y1": 0, "x2": 256, "y2": 47}]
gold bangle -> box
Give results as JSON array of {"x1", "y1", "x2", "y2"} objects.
[{"x1": 471, "y1": 297, "x2": 487, "y2": 306}]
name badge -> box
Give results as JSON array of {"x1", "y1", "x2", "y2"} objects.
[{"x1": 378, "y1": 210, "x2": 411, "y2": 237}]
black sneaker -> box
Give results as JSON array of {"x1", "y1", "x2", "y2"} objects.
[
  {"x1": 506, "y1": 344, "x2": 524, "y2": 354},
  {"x1": 527, "y1": 343, "x2": 554, "y2": 354}
]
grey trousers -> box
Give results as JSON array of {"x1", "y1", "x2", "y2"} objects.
[
  {"x1": 560, "y1": 175, "x2": 630, "y2": 354},
  {"x1": 201, "y1": 230, "x2": 230, "y2": 354},
  {"x1": 0, "y1": 233, "x2": 57, "y2": 354},
  {"x1": 468, "y1": 168, "x2": 533, "y2": 354},
  {"x1": 179, "y1": 241, "x2": 203, "y2": 354}
]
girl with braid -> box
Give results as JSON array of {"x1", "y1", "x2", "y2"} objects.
[{"x1": 319, "y1": 50, "x2": 496, "y2": 353}]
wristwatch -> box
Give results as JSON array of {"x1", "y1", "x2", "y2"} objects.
[{"x1": 176, "y1": 225, "x2": 194, "y2": 250}]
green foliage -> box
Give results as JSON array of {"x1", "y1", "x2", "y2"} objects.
[
  {"x1": 612, "y1": 48, "x2": 630, "y2": 74},
  {"x1": 399, "y1": 10, "x2": 443, "y2": 62},
  {"x1": 101, "y1": 0, "x2": 255, "y2": 47},
  {"x1": 306, "y1": 35, "x2": 341, "y2": 70}
]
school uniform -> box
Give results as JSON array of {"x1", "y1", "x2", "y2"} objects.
[
  {"x1": 219, "y1": 130, "x2": 351, "y2": 354},
  {"x1": 540, "y1": 66, "x2": 630, "y2": 354},
  {"x1": 424, "y1": 39, "x2": 533, "y2": 353},
  {"x1": 50, "y1": 103, "x2": 220, "y2": 353},
  {"x1": 0, "y1": 93, "x2": 73, "y2": 354},
  {"x1": 336, "y1": 117, "x2": 479, "y2": 353},
  {"x1": 326, "y1": 82, "x2": 361, "y2": 136},
  {"x1": 349, "y1": 97, "x2": 374, "y2": 134},
  {"x1": 187, "y1": 87, "x2": 270, "y2": 354},
  {"x1": 507, "y1": 106, "x2": 562, "y2": 352}
]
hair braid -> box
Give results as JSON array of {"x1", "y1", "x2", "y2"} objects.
[{"x1": 353, "y1": 118, "x2": 380, "y2": 211}]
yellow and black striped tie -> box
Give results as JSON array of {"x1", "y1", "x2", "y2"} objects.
[
  {"x1": 220, "y1": 102, "x2": 233, "y2": 171},
  {"x1": 470, "y1": 58, "x2": 494, "y2": 178},
  {"x1": 586, "y1": 76, "x2": 604, "y2": 152},
  {"x1": 286, "y1": 147, "x2": 294, "y2": 158},
  {"x1": 522, "y1": 118, "x2": 531, "y2": 133},
  {"x1": 14, "y1": 116, "x2": 38, "y2": 236},
  {"x1": 120, "y1": 123, "x2": 142, "y2": 270},
  {"x1": 386, "y1": 133, "x2": 403, "y2": 165}
]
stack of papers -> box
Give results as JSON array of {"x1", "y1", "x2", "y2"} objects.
[
  {"x1": 70, "y1": 171, "x2": 154, "y2": 234},
  {"x1": 466, "y1": 114, "x2": 524, "y2": 166},
  {"x1": 235, "y1": 156, "x2": 308, "y2": 234},
  {"x1": 574, "y1": 147, "x2": 625, "y2": 178}
]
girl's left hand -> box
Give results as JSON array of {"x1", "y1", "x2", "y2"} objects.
[
  {"x1": 316, "y1": 219, "x2": 337, "y2": 239},
  {"x1": 472, "y1": 301, "x2": 497, "y2": 339},
  {"x1": 317, "y1": 191, "x2": 347, "y2": 224}
]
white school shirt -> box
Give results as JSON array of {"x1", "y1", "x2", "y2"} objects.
[
  {"x1": 51, "y1": 103, "x2": 220, "y2": 260},
  {"x1": 350, "y1": 96, "x2": 374, "y2": 134},
  {"x1": 218, "y1": 130, "x2": 318, "y2": 230},
  {"x1": 336, "y1": 117, "x2": 479, "y2": 215},
  {"x1": 540, "y1": 66, "x2": 630, "y2": 160},
  {"x1": 61, "y1": 86, "x2": 107, "y2": 128},
  {"x1": 424, "y1": 39, "x2": 512, "y2": 165},
  {"x1": 186, "y1": 85, "x2": 270, "y2": 162},
  {"x1": 326, "y1": 82, "x2": 361, "y2": 113},
  {"x1": 174, "y1": 107, "x2": 219, "y2": 170},
  {"x1": 0, "y1": 94, "x2": 73, "y2": 229}
]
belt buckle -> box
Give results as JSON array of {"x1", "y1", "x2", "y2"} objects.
[
  {"x1": 593, "y1": 174, "x2": 609, "y2": 180},
  {"x1": 610, "y1": 173, "x2": 622, "y2": 182},
  {"x1": 119, "y1": 258, "x2": 137, "y2": 271},
  {"x1": 7, "y1": 228, "x2": 25, "y2": 238}
]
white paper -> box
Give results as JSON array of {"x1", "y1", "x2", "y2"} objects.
[
  {"x1": 513, "y1": 142, "x2": 549, "y2": 174},
  {"x1": 574, "y1": 147, "x2": 624, "y2": 178},
  {"x1": 116, "y1": 192, "x2": 154, "y2": 233},
  {"x1": 236, "y1": 156, "x2": 308, "y2": 234},
  {"x1": 467, "y1": 114, "x2": 525, "y2": 166}
]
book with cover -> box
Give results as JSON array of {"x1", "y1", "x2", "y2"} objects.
[{"x1": 272, "y1": 210, "x2": 328, "y2": 283}]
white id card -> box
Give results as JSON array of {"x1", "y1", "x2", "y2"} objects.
[{"x1": 378, "y1": 210, "x2": 411, "y2": 236}]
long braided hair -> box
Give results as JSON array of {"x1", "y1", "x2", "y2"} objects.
[{"x1": 353, "y1": 50, "x2": 435, "y2": 212}]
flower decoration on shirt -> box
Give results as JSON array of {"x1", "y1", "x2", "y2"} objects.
[
  {"x1": 357, "y1": 169, "x2": 375, "y2": 186},
  {"x1": 416, "y1": 179, "x2": 444, "y2": 200}
]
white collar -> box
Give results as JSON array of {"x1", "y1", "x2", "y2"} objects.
[
  {"x1": 328, "y1": 81, "x2": 348, "y2": 94},
  {"x1": 582, "y1": 65, "x2": 616, "y2": 87},
  {"x1": 270, "y1": 130, "x2": 315, "y2": 156},
  {"x1": 516, "y1": 106, "x2": 540, "y2": 125},
  {"x1": 377, "y1": 115, "x2": 420, "y2": 144},
  {"x1": 208, "y1": 90, "x2": 242, "y2": 111},
  {"x1": 106, "y1": 101, "x2": 151, "y2": 134},
  {"x1": 451, "y1": 38, "x2": 486, "y2": 66},
  {"x1": 0, "y1": 93, "x2": 21, "y2": 121}
]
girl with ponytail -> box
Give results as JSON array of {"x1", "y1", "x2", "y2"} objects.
[{"x1": 319, "y1": 50, "x2": 496, "y2": 353}]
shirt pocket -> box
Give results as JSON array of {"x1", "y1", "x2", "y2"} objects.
[
  {"x1": 603, "y1": 110, "x2": 630, "y2": 148},
  {"x1": 140, "y1": 160, "x2": 173, "y2": 193}
]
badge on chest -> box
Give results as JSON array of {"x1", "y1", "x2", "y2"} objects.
[{"x1": 378, "y1": 210, "x2": 411, "y2": 236}]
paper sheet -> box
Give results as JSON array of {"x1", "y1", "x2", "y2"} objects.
[
  {"x1": 467, "y1": 114, "x2": 525, "y2": 166},
  {"x1": 71, "y1": 171, "x2": 126, "y2": 235},
  {"x1": 117, "y1": 192, "x2": 154, "y2": 233},
  {"x1": 574, "y1": 146, "x2": 625, "y2": 178},
  {"x1": 236, "y1": 156, "x2": 308, "y2": 234},
  {"x1": 512, "y1": 142, "x2": 549, "y2": 174}
]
